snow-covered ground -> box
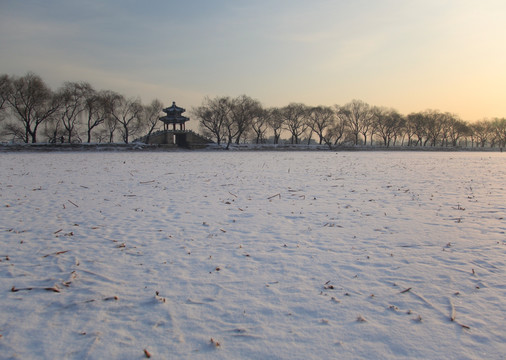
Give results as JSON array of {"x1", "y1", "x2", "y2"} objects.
[{"x1": 0, "y1": 151, "x2": 505, "y2": 359}]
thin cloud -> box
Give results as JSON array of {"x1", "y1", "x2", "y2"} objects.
[{"x1": 1, "y1": 0, "x2": 505, "y2": 119}]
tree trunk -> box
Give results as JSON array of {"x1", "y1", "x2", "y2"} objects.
[{"x1": 30, "y1": 126, "x2": 37, "y2": 143}]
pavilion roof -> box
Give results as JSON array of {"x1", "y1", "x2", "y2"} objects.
[
  {"x1": 159, "y1": 115, "x2": 189, "y2": 124},
  {"x1": 163, "y1": 101, "x2": 186, "y2": 114}
]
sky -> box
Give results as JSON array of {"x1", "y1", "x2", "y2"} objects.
[{"x1": 1, "y1": 0, "x2": 505, "y2": 122}]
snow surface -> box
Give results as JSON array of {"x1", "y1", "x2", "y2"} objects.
[{"x1": 0, "y1": 151, "x2": 505, "y2": 359}]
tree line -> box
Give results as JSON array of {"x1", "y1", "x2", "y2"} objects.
[
  {"x1": 194, "y1": 96, "x2": 506, "y2": 149},
  {"x1": 0, "y1": 72, "x2": 164, "y2": 144},
  {"x1": 1, "y1": 72, "x2": 505, "y2": 148}
]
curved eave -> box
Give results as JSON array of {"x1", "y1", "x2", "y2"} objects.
[
  {"x1": 163, "y1": 105, "x2": 186, "y2": 114},
  {"x1": 159, "y1": 115, "x2": 190, "y2": 124}
]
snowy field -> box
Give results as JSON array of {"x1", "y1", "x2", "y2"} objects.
[{"x1": 0, "y1": 151, "x2": 505, "y2": 359}]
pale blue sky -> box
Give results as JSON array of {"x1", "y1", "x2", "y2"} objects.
[{"x1": 1, "y1": 0, "x2": 505, "y2": 121}]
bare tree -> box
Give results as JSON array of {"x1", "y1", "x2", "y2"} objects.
[
  {"x1": 360, "y1": 114, "x2": 375, "y2": 146},
  {"x1": 308, "y1": 106, "x2": 335, "y2": 145},
  {"x1": 105, "y1": 116, "x2": 117, "y2": 143},
  {"x1": 281, "y1": 103, "x2": 309, "y2": 144},
  {"x1": 325, "y1": 106, "x2": 348, "y2": 147},
  {"x1": 423, "y1": 110, "x2": 445, "y2": 147},
  {"x1": 391, "y1": 115, "x2": 406, "y2": 146},
  {"x1": 2, "y1": 122, "x2": 26, "y2": 142},
  {"x1": 251, "y1": 108, "x2": 269, "y2": 144},
  {"x1": 442, "y1": 113, "x2": 469, "y2": 147},
  {"x1": 223, "y1": 109, "x2": 237, "y2": 149},
  {"x1": 6, "y1": 72, "x2": 60, "y2": 143},
  {"x1": 338, "y1": 99, "x2": 372, "y2": 145},
  {"x1": 110, "y1": 96, "x2": 143, "y2": 143},
  {"x1": 229, "y1": 95, "x2": 262, "y2": 145},
  {"x1": 469, "y1": 120, "x2": 488, "y2": 147},
  {"x1": 491, "y1": 118, "x2": 506, "y2": 148},
  {"x1": 0, "y1": 74, "x2": 10, "y2": 114},
  {"x1": 55, "y1": 82, "x2": 91, "y2": 143},
  {"x1": 193, "y1": 96, "x2": 231, "y2": 145},
  {"x1": 373, "y1": 107, "x2": 403, "y2": 147},
  {"x1": 0, "y1": 75, "x2": 11, "y2": 135},
  {"x1": 219, "y1": 95, "x2": 263, "y2": 148},
  {"x1": 402, "y1": 114, "x2": 416, "y2": 146},
  {"x1": 266, "y1": 107, "x2": 284, "y2": 144},
  {"x1": 83, "y1": 89, "x2": 113, "y2": 143},
  {"x1": 406, "y1": 112, "x2": 429, "y2": 146},
  {"x1": 102, "y1": 91, "x2": 123, "y2": 143},
  {"x1": 142, "y1": 99, "x2": 164, "y2": 143}
]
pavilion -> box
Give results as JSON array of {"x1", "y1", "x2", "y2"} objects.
[{"x1": 159, "y1": 101, "x2": 190, "y2": 131}]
